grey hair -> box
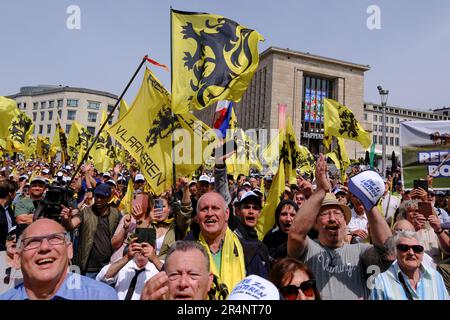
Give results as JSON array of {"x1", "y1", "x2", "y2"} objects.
[
  {"x1": 384, "y1": 230, "x2": 423, "y2": 257},
  {"x1": 397, "y1": 199, "x2": 419, "y2": 220},
  {"x1": 165, "y1": 240, "x2": 210, "y2": 272}
]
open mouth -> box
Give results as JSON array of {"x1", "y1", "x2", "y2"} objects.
[
  {"x1": 246, "y1": 216, "x2": 255, "y2": 222},
  {"x1": 36, "y1": 258, "x2": 56, "y2": 266},
  {"x1": 205, "y1": 218, "x2": 217, "y2": 225}
]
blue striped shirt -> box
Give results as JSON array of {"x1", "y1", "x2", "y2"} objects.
[{"x1": 370, "y1": 261, "x2": 449, "y2": 300}]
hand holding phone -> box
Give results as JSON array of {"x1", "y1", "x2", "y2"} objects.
[{"x1": 418, "y1": 201, "x2": 434, "y2": 219}]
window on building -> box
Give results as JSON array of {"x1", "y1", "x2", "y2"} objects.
[
  {"x1": 67, "y1": 99, "x2": 78, "y2": 107},
  {"x1": 107, "y1": 104, "x2": 114, "y2": 113},
  {"x1": 88, "y1": 112, "x2": 97, "y2": 123},
  {"x1": 40, "y1": 111, "x2": 45, "y2": 121},
  {"x1": 58, "y1": 110, "x2": 62, "y2": 119},
  {"x1": 39, "y1": 125, "x2": 43, "y2": 134},
  {"x1": 390, "y1": 137, "x2": 394, "y2": 145},
  {"x1": 395, "y1": 137, "x2": 399, "y2": 146},
  {"x1": 67, "y1": 110, "x2": 76, "y2": 120},
  {"x1": 87, "y1": 126, "x2": 96, "y2": 135},
  {"x1": 48, "y1": 111, "x2": 53, "y2": 121},
  {"x1": 385, "y1": 136, "x2": 389, "y2": 145},
  {"x1": 373, "y1": 124, "x2": 377, "y2": 132},
  {"x1": 364, "y1": 114, "x2": 368, "y2": 121},
  {"x1": 23, "y1": 102, "x2": 27, "y2": 109},
  {"x1": 57, "y1": 99, "x2": 63, "y2": 108},
  {"x1": 301, "y1": 75, "x2": 333, "y2": 147},
  {"x1": 49, "y1": 100, "x2": 55, "y2": 108},
  {"x1": 373, "y1": 135, "x2": 377, "y2": 144},
  {"x1": 17, "y1": 103, "x2": 21, "y2": 109},
  {"x1": 87, "y1": 101, "x2": 100, "y2": 110},
  {"x1": 390, "y1": 127, "x2": 394, "y2": 133},
  {"x1": 32, "y1": 112, "x2": 37, "y2": 122},
  {"x1": 395, "y1": 127, "x2": 399, "y2": 134},
  {"x1": 374, "y1": 114, "x2": 377, "y2": 122},
  {"x1": 47, "y1": 124, "x2": 51, "y2": 134},
  {"x1": 108, "y1": 116, "x2": 113, "y2": 125},
  {"x1": 40, "y1": 101, "x2": 47, "y2": 109},
  {"x1": 379, "y1": 126, "x2": 383, "y2": 132},
  {"x1": 33, "y1": 102, "x2": 38, "y2": 110},
  {"x1": 66, "y1": 124, "x2": 71, "y2": 134},
  {"x1": 396, "y1": 118, "x2": 399, "y2": 124}
]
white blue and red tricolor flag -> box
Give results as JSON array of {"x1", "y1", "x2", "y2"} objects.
[{"x1": 213, "y1": 100, "x2": 233, "y2": 138}]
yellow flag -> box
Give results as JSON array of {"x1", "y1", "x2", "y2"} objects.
[
  {"x1": 283, "y1": 119, "x2": 315, "y2": 183},
  {"x1": 171, "y1": 9, "x2": 264, "y2": 113},
  {"x1": 92, "y1": 111, "x2": 116, "y2": 172},
  {"x1": 36, "y1": 136, "x2": 51, "y2": 162},
  {"x1": 326, "y1": 137, "x2": 350, "y2": 182},
  {"x1": 50, "y1": 120, "x2": 69, "y2": 163},
  {"x1": 24, "y1": 135, "x2": 36, "y2": 160},
  {"x1": 324, "y1": 98, "x2": 371, "y2": 149},
  {"x1": 256, "y1": 158, "x2": 285, "y2": 240},
  {"x1": 8, "y1": 111, "x2": 34, "y2": 153},
  {"x1": 119, "y1": 99, "x2": 129, "y2": 120},
  {"x1": 67, "y1": 121, "x2": 92, "y2": 164},
  {"x1": 0, "y1": 96, "x2": 20, "y2": 140},
  {"x1": 226, "y1": 128, "x2": 263, "y2": 177},
  {"x1": 262, "y1": 118, "x2": 315, "y2": 183},
  {"x1": 118, "y1": 178, "x2": 134, "y2": 214}
]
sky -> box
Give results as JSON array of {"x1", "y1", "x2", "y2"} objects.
[{"x1": 1, "y1": 0, "x2": 450, "y2": 111}]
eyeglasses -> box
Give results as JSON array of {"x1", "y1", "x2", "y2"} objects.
[
  {"x1": 280, "y1": 280, "x2": 316, "y2": 300},
  {"x1": 20, "y1": 232, "x2": 68, "y2": 251},
  {"x1": 396, "y1": 244, "x2": 424, "y2": 254}
]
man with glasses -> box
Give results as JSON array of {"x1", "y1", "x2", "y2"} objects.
[
  {"x1": 0, "y1": 219, "x2": 117, "y2": 300},
  {"x1": 370, "y1": 230, "x2": 449, "y2": 300},
  {"x1": 288, "y1": 155, "x2": 393, "y2": 299}
]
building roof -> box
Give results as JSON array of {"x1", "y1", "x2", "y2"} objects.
[
  {"x1": 260, "y1": 46, "x2": 370, "y2": 72},
  {"x1": 8, "y1": 85, "x2": 118, "y2": 100}
]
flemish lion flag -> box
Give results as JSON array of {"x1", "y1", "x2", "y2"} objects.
[
  {"x1": 171, "y1": 9, "x2": 264, "y2": 113},
  {"x1": 8, "y1": 111, "x2": 34, "y2": 153},
  {"x1": 256, "y1": 158, "x2": 285, "y2": 240},
  {"x1": 36, "y1": 136, "x2": 51, "y2": 162},
  {"x1": 324, "y1": 98, "x2": 371, "y2": 149},
  {"x1": 0, "y1": 96, "x2": 20, "y2": 141},
  {"x1": 67, "y1": 121, "x2": 92, "y2": 164},
  {"x1": 326, "y1": 137, "x2": 350, "y2": 182}
]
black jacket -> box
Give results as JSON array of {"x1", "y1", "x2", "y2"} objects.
[{"x1": 0, "y1": 204, "x2": 16, "y2": 251}]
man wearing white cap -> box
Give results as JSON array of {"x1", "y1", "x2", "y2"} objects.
[
  {"x1": 288, "y1": 155, "x2": 393, "y2": 300},
  {"x1": 134, "y1": 174, "x2": 146, "y2": 191}
]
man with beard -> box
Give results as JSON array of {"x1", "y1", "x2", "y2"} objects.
[
  {"x1": 61, "y1": 183, "x2": 120, "y2": 278},
  {"x1": 287, "y1": 154, "x2": 393, "y2": 300}
]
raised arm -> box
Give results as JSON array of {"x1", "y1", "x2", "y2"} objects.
[
  {"x1": 366, "y1": 205, "x2": 392, "y2": 247},
  {"x1": 288, "y1": 154, "x2": 330, "y2": 258}
]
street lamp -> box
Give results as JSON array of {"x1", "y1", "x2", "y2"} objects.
[{"x1": 377, "y1": 85, "x2": 389, "y2": 178}]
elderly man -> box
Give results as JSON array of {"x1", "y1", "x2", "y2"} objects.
[
  {"x1": 0, "y1": 219, "x2": 117, "y2": 300},
  {"x1": 287, "y1": 154, "x2": 393, "y2": 300},
  {"x1": 141, "y1": 241, "x2": 213, "y2": 300},
  {"x1": 370, "y1": 230, "x2": 449, "y2": 300},
  {"x1": 184, "y1": 191, "x2": 269, "y2": 297}
]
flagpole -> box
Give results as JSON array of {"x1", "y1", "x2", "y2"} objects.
[
  {"x1": 170, "y1": 7, "x2": 177, "y2": 191},
  {"x1": 68, "y1": 55, "x2": 148, "y2": 187}
]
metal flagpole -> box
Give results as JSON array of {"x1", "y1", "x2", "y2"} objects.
[{"x1": 67, "y1": 55, "x2": 148, "y2": 187}]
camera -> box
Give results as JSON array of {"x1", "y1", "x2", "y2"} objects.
[{"x1": 33, "y1": 186, "x2": 74, "y2": 223}]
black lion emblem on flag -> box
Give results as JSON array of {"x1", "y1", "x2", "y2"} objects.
[
  {"x1": 9, "y1": 113, "x2": 32, "y2": 144},
  {"x1": 181, "y1": 17, "x2": 255, "y2": 108},
  {"x1": 146, "y1": 106, "x2": 181, "y2": 148}
]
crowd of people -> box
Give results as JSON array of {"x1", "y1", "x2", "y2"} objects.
[{"x1": 0, "y1": 147, "x2": 449, "y2": 300}]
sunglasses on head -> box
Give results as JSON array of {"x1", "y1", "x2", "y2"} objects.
[
  {"x1": 280, "y1": 279, "x2": 316, "y2": 300},
  {"x1": 396, "y1": 244, "x2": 424, "y2": 254}
]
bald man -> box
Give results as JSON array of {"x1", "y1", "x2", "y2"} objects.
[{"x1": 0, "y1": 219, "x2": 117, "y2": 300}]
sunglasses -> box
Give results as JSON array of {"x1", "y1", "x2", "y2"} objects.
[
  {"x1": 396, "y1": 244, "x2": 424, "y2": 254},
  {"x1": 280, "y1": 280, "x2": 316, "y2": 300}
]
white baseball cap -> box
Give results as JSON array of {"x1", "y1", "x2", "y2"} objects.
[
  {"x1": 227, "y1": 275, "x2": 280, "y2": 300},
  {"x1": 198, "y1": 174, "x2": 210, "y2": 183},
  {"x1": 134, "y1": 174, "x2": 145, "y2": 182}
]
